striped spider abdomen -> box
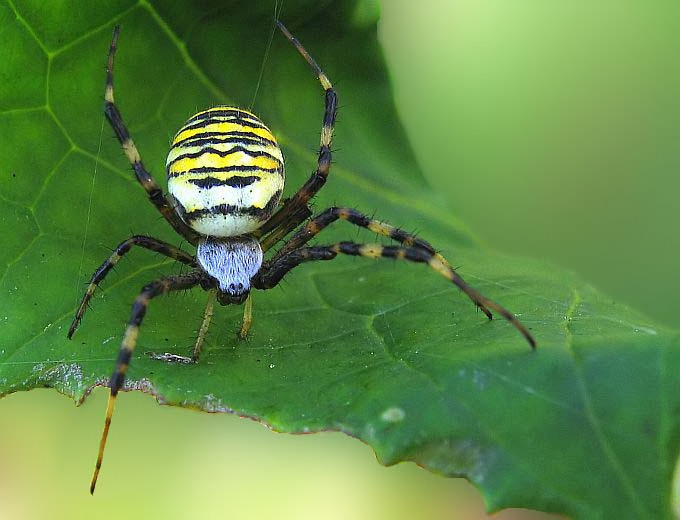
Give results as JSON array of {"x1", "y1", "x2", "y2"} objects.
[{"x1": 166, "y1": 106, "x2": 285, "y2": 237}]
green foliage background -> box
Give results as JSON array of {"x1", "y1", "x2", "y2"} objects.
[{"x1": 0, "y1": 1, "x2": 678, "y2": 519}]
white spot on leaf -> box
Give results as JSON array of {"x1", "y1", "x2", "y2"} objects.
[{"x1": 381, "y1": 406, "x2": 405, "y2": 423}]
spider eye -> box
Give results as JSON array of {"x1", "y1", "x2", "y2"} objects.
[{"x1": 228, "y1": 282, "x2": 245, "y2": 294}]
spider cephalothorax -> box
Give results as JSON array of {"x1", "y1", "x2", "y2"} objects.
[
  {"x1": 197, "y1": 236, "x2": 263, "y2": 304},
  {"x1": 68, "y1": 21, "x2": 535, "y2": 494}
]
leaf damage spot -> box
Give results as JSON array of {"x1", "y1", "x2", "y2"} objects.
[
  {"x1": 194, "y1": 393, "x2": 234, "y2": 413},
  {"x1": 380, "y1": 406, "x2": 405, "y2": 423},
  {"x1": 32, "y1": 362, "x2": 84, "y2": 391}
]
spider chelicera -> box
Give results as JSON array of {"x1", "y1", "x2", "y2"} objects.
[{"x1": 68, "y1": 21, "x2": 536, "y2": 493}]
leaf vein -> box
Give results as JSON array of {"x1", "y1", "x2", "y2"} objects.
[{"x1": 565, "y1": 288, "x2": 651, "y2": 518}]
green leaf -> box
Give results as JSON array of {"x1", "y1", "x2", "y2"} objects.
[{"x1": 0, "y1": 1, "x2": 677, "y2": 518}]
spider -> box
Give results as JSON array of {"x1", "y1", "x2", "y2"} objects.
[{"x1": 68, "y1": 21, "x2": 536, "y2": 494}]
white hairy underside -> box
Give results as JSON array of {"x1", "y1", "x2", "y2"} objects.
[{"x1": 196, "y1": 237, "x2": 263, "y2": 294}]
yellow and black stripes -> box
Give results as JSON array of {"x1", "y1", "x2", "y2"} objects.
[
  {"x1": 180, "y1": 195, "x2": 282, "y2": 224},
  {"x1": 104, "y1": 25, "x2": 200, "y2": 245},
  {"x1": 167, "y1": 106, "x2": 285, "y2": 237},
  {"x1": 256, "y1": 240, "x2": 536, "y2": 349},
  {"x1": 172, "y1": 130, "x2": 279, "y2": 151},
  {"x1": 188, "y1": 175, "x2": 260, "y2": 189},
  {"x1": 90, "y1": 271, "x2": 203, "y2": 494},
  {"x1": 257, "y1": 21, "x2": 337, "y2": 238},
  {"x1": 67, "y1": 235, "x2": 196, "y2": 339}
]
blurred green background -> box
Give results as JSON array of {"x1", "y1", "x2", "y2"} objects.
[
  {"x1": 2, "y1": 1, "x2": 678, "y2": 519},
  {"x1": 381, "y1": 0, "x2": 680, "y2": 331}
]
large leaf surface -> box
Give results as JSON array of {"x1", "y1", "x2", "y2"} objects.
[{"x1": 0, "y1": 1, "x2": 678, "y2": 518}]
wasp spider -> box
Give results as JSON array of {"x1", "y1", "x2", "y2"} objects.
[{"x1": 68, "y1": 21, "x2": 536, "y2": 493}]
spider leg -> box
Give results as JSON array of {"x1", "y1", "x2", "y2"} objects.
[
  {"x1": 68, "y1": 235, "x2": 196, "y2": 339},
  {"x1": 258, "y1": 203, "x2": 312, "y2": 252},
  {"x1": 254, "y1": 242, "x2": 536, "y2": 349},
  {"x1": 90, "y1": 271, "x2": 203, "y2": 494},
  {"x1": 271, "y1": 206, "x2": 440, "y2": 260},
  {"x1": 238, "y1": 293, "x2": 254, "y2": 339},
  {"x1": 256, "y1": 21, "x2": 337, "y2": 239},
  {"x1": 192, "y1": 290, "x2": 216, "y2": 362},
  {"x1": 147, "y1": 290, "x2": 216, "y2": 364},
  {"x1": 269, "y1": 206, "x2": 486, "y2": 310},
  {"x1": 105, "y1": 26, "x2": 200, "y2": 245}
]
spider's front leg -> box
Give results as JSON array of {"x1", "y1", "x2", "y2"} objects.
[
  {"x1": 149, "y1": 289, "x2": 253, "y2": 364},
  {"x1": 89, "y1": 271, "x2": 202, "y2": 494},
  {"x1": 147, "y1": 289, "x2": 218, "y2": 364}
]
